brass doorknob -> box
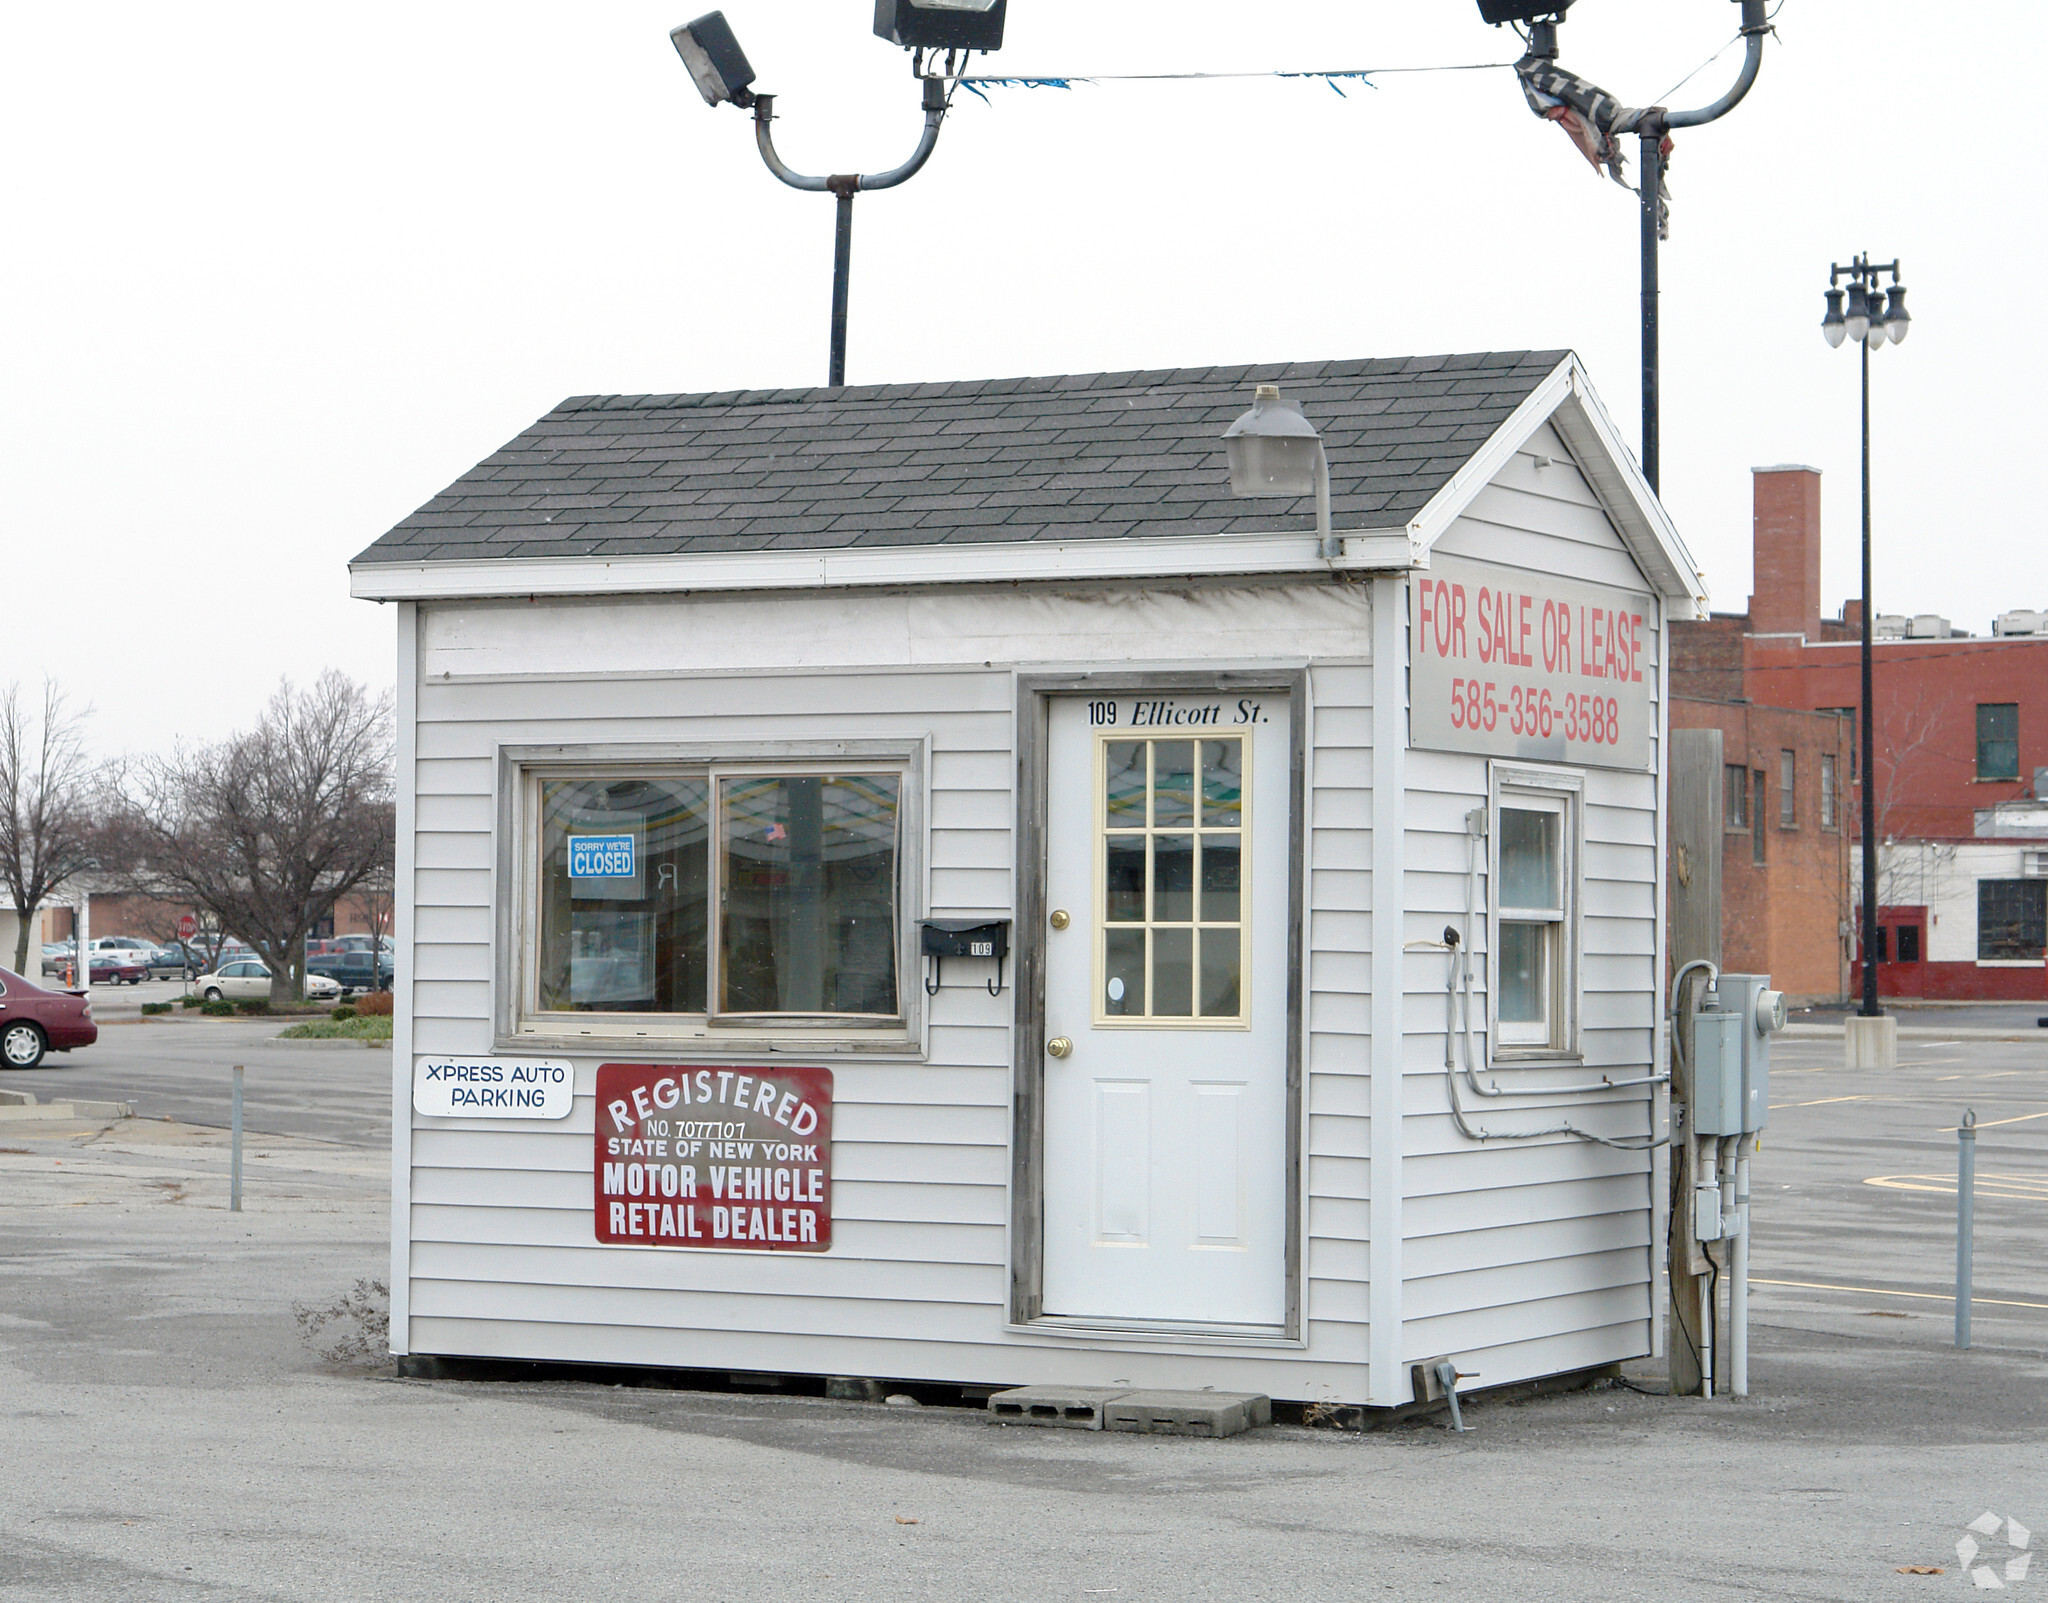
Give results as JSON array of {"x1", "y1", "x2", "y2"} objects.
[
  {"x1": 1049, "y1": 909, "x2": 1071, "y2": 931},
  {"x1": 1046, "y1": 1036, "x2": 1073, "y2": 1059}
]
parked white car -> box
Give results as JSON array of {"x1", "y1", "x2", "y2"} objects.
[{"x1": 194, "y1": 961, "x2": 342, "y2": 1002}]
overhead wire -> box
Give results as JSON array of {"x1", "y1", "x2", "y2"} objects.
[{"x1": 952, "y1": 61, "x2": 1519, "y2": 103}]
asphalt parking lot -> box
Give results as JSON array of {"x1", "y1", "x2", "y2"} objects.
[
  {"x1": 3, "y1": 1008, "x2": 2044, "y2": 1599},
  {"x1": 6, "y1": 980, "x2": 388, "y2": 1147}
]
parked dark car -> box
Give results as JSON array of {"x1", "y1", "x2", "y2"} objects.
[
  {"x1": 0, "y1": 965, "x2": 97, "y2": 1069},
  {"x1": 306, "y1": 951, "x2": 394, "y2": 995},
  {"x1": 88, "y1": 952, "x2": 147, "y2": 986},
  {"x1": 146, "y1": 943, "x2": 200, "y2": 980}
]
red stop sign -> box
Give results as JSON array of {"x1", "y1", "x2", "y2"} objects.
[{"x1": 178, "y1": 914, "x2": 198, "y2": 939}]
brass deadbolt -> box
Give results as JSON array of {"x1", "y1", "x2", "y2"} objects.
[
  {"x1": 1049, "y1": 909, "x2": 1071, "y2": 930},
  {"x1": 1046, "y1": 1036, "x2": 1073, "y2": 1059}
]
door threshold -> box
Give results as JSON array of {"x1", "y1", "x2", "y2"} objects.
[{"x1": 1014, "y1": 1314, "x2": 1301, "y2": 1349}]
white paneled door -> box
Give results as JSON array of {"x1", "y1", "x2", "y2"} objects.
[{"x1": 1041, "y1": 692, "x2": 1291, "y2": 1328}]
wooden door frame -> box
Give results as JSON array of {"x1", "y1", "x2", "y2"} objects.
[{"x1": 1010, "y1": 669, "x2": 1308, "y2": 1338}]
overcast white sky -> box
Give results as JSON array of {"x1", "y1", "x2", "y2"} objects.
[{"x1": 6, "y1": 2, "x2": 2043, "y2": 759}]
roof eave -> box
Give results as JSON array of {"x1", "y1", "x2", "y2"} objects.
[{"x1": 347, "y1": 528, "x2": 1426, "y2": 604}]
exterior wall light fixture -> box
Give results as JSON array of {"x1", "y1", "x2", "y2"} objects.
[{"x1": 1223, "y1": 385, "x2": 1335, "y2": 556}]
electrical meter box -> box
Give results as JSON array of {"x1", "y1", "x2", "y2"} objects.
[
  {"x1": 1688, "y1": 1005, "x2": 1745, "y2": 1136},
  {"x1": 1718, "y1": 973, "x2": 1781, "y2": 1133}
]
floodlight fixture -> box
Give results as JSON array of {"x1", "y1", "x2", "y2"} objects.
[
  {"x1": 671, "y1": 12, "x2": 756, "y2": 107},
  {"x1": 873, "y1": 0, "x2": 1006, "y2": 53},
  {"x1": 1477, "y1": 0, "x2": 1574, "y2": 24},
  {"x1": 1223, "y1": 385, "x2": 1333, "y2": 551}
]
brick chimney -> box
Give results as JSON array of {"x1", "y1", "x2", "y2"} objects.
[{"x1": 1746, "y1": 466, "x2": 1823, "y2": 640}]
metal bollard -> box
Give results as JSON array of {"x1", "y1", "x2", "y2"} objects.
[
  {"x1": 231, "y1": 1065, "x2": 244, "y2": 1213},
  {"x1": 1955, "y1": 1108, "x2": 1976, "y2": 1350}
]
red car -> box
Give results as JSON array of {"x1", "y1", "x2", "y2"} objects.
[
  {"x1": 88, "y1": 952, "x2": 147, "y2": 986},
  {"x1": 0, "y1": 966, "x2": 98, "y2": 1070}
]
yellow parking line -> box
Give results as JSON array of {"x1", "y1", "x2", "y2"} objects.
[
  {"x1": 1938, "y1": 1109, "x2": 2048, "y2": 1131},
  {"x1": 1768, "y1": 1095, "x2": 1873, "y2": 1110},
  {"x1": 1864, "y1": 1173, "x2": 2048, "y2": 1201},
  {"x1": 1751, "y1": 1278, "x2": 2048, "y2": 1312}
]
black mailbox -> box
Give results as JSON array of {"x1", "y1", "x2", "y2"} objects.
[{"x1": 920, "y1": 919, "x2": 1010, "y2": 995}]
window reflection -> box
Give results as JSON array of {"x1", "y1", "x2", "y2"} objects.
[{"x1": 720, "y1": 775, "x2": 900, "y2": 1016}]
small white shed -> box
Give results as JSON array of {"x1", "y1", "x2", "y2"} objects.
[{"x1": 352, "y1": 350, "x2": 1706, "y2": 1410}]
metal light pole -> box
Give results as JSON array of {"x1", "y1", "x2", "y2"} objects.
[
  {"x1": 1820, "y1": 255, "x2": 1912, "y2": 1018},
  {"x1": 671, "y1": 5, "x2": 1004, "y2": 388},
  {"x1": 1495, "y1": 0, "x2": 1771, "y2": 492}
]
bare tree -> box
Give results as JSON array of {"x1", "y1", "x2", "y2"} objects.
[
  {"x1": 0, "y1": 681, "x2": 99, "y2": 974},
  {"x1": 105, "y1": 672, "x2": 394, "y2": 1005}
]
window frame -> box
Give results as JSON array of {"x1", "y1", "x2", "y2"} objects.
[
  {"x1": 1724, "y1": 762, "x2": 1750, "y2": 831},
  {"x1": 498, "y1": 740, "x2": 927, "y2": 1052},
  {"x1": 1487, "y1": 762, "x2": 1584, "y2": 1064},
  {"x1": 1778, "y1": 749, "x2": 1797, "y2": 828},
  {"x1": 1976, "y1": 703, "x2": 2020, "y2": 782},
  {"x1": 1820, "y1": 752, "x2": 1838, "y2": 831},
  {"x1": 1751, "y1": 769, "x2": 1767, "y2": 864},
  {"x1": 1091, "y1": 729, "x2": 1252, "y2": 1031},
  {"x1": 1977, "y1": 877, "x2": 2047, "y2": 964}
]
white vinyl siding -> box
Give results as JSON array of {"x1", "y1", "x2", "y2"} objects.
[
  {"x1": 402, "y1": 582, "x2": 1379, "y2": 1401},
  {"x1": 1400, "y1": 427, "x2": 1661, "y2": 1380}
]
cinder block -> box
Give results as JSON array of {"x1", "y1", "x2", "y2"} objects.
[
  {"x1": 826, "y1": 1376, "x2": 888, "y2": 1403},
  {"x1": 1101, "y1": 1390, "x2": 1271, "y2": 1438},
  {"x1": 986, "y1": 1385, "x2": 1133, "y2": 1430}
]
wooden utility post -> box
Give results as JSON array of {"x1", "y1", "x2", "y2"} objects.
[{"x1": 1668, "y1": 730, "x2": 1723, "y2": 1395}]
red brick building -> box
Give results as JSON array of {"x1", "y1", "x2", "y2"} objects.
[{"x1": 1672, "y1": 466, "x2": 2048, "y2": 1000}]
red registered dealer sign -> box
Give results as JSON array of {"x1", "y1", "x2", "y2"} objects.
[{"x1": 594, "y1": 1064, "x2": 832, "y2": 1251}]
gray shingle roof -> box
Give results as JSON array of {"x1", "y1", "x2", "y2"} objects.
[{"x1": 353, "y1": 351, "x2": 1569, "y2": 567}]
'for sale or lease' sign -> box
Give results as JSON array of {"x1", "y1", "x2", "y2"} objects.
[
  {"x1": 1409, "y1": 555, "x2": 1655, "y2": 770},
  {"x1": 594, "y1": 1063, "x2": 832, "y2": 1251}
]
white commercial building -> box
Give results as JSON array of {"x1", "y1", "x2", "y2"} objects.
[{"x1": 352, "y1": 351, "x2": 1706, "y2": 1410}]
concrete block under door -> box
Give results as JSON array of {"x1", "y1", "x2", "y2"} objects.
[
  {"x1": 1101, "y1": 1390, "x2": 1272, "y2": 1438},
  {"x1": 985, "y1": 1386, "x2": 1134, "y2": 1430}
]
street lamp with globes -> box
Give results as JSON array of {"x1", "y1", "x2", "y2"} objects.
[{"x1": 1821, "y1": 253, "x2": 1912, "y2": 1027}]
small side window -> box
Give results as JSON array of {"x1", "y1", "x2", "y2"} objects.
[{"x1": 1489, "y1": 765, "x2": 1583, "y2": 1060}]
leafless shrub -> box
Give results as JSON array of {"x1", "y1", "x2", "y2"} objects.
[{"x1": 293, "y1": 1277, "x2": 390, "y2": 1364}]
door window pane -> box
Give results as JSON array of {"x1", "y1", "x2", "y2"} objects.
[
  {"x1": 1198, "y1": 928, "x2": 1241, "y2": 1017},
  {"x1": 719, "y1": 774, "x2": 899, "y2": 1015},
  {"x1": 1152, "y1": 741, "x2": 1196, "y2": 827},
  {"x1": 1200, "y1": 836, "x2": 1241, "y2": 922},
  {"x1": 1103, "y1": 927, "x2": 1146, "y2": 1016},
  {"x1": 1201, "y1": 740, "x2": 1242, "y2": 827},
  {"x1": 1499, "y1": 808, "x2": 1559, "y2": 910},
  {"x1": 1104, "y1": 837, "x2": 1147, "y2": 923},
  {"x1": 1152, "y1": 835, "x2": 1194, "y2": 922},
  {"x1": 1104, "y1": 742, "x2": 1147, "y2": 826},
  {"x1": 1152, "y1": 927, "x2": 1194, "y2": 1017}
]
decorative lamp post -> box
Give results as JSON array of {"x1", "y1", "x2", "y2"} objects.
[
  {"x1": 1821, "y1": 253, "x2": 1912, "y2": 1024},
  {"x1": 671, "y1": 4, "x2": 1005, "y2": 387}
]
